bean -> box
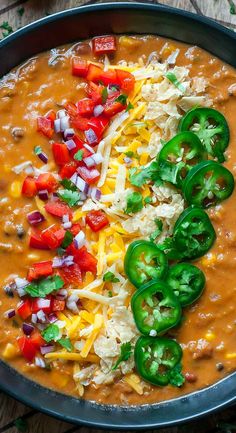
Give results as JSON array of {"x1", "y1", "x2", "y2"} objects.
[
  {"x1": 185, "y1": 372, "x2": 198, "y2": 383},
  {"x1": 11, "y1": 127, "x2": 25, "y2": 139},
  {"x1": 216, "y1": 362, "x2": 224, "y2": 371}
]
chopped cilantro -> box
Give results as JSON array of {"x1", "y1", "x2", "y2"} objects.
[
  {"x1": 61, "y1": 230, "x2": 73, "y2": 248},
  {"x1": 144, "y1": 196, "x2": 152, "y2": 204},
  {"x1": 112, "y1": 342, "x2": 132, "y2": 371},
  {"x1": 116, "y1": 94, "x2": 128, "y2": 105},
  {"x1": 169, "y1": 363, "x2": 185, "y2": 387},
  {"x1": 0, "y1": 21, "x2": 13, "y2": 38},
  {"x1": 125, "y1": 191, "x2": 143, "y2": 214},
  {"x1": 34, "y1": 145, "x2": 42, "y2": 155},
  {"x1": 74, "y1": 149, "x2": 84, "y2": 161},
  {"x1": 60, "y1": 178, "x2": 77, "y2": 191},
  {"x1": 25, "y1": 275, "x2": 64, "y2": 298},
  {"x1": 57, "y1": 247, "x2": 66, "y2": 257},
  {"x1": 103, "y1": 271, "x2": 120, "y2": 283},
  {"x1": 42, "y1": 324, "x2": 60, "y2": 342},
  {"x1": 229, "y1": 0, "x2": 236, "y2": 13},
  {"x1": 12, "y1": 319, "x2": 20, "y2": 328},
  {"x1": 165, "y1": 72, "x2": 185, "y2": 92},
  {"x1": 58, "y1": 337, "x2": 73, "y2": 352},
  {"x1": 129, "y1": 161, "x2": 162, "y2": 187},
  {"x1": 150, "y1": 219, "x2": 163, "y2": 242},
  {"x1": 17, "y1": 7, "x2": 25, "y2": 17},
  {"x1": 126, "y1": 102, "x2": 134, "y2": 112},
  {"x1": 108, "y1": 290, "x2": 113, "y2": 297},
  {"x1": 14, "y1": 417, "x2": 28, "y2": 433},
  {"x1": 58, "y1": 189, "x2": 81, "y2": 207},
  {"x1": 124, "y1": 151, "x2": 134, "y2": 158},
  {"x1": 101, "y1": 87, "x2": 108, "y2": 103}
]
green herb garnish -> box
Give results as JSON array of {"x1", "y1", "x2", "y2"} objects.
[
  {"x1": 144, "y1": 196, "x2": 152, "y2": 204},
  {"x1": 101, "y1": 87, "x2": 108, "y2": 103},
  {"x1": 169, "y1": 363, "x2": 185, "y2": 387},
  {"x1": 25, "y1": 275, "x2": 64, "y2": 298},
  {"x1": 58, "y1": 337, "x2": 73, "y2": 352},
  {"x1": 60, "y1": 178, "x2": 77, "y2": 191},
  {"x1": 126, "y1": 102, "x2": 134, "y2": 112},
  {"x1": 165, "y1": 72, "x2": 186, "y2": 92},
  {"x1": 61, "y1": 230, "x2": 73, "y2": 248},
  {"x1": 14, "y1": 417, "x2": 28, "y2": 433},
  {"x1": 229, "y1": 0, "x2": 236, "y2": 14},
  {"x1": 116, "y1": 94, "x2": 128, "y2": 105},
  {"x1": 74, "y1": 149, "x2": 84, "y2": 161},
  {"x1": 125, "y1": 191, "x2": 143, "y2": 214},
  {"x1": 17, "y1": 7, "x2": 25, "y2": 17},
  {"x1": 124, "y1": 151, "x2": 134, "y2": 158},
  {"x1": 150, "y1": 219, "x2": 163, "y2": 242},
  {"x1": 108, "y1": 290, "x2": 113, "y2": 297},
  {"x1": 103, "y1": 271, "x2": 120, "y2": 283},
  {"x1": 42, "y1": 324, "x2": 60, "y2": 342},
  {"x1": 129, "y1": 161, "x2": 162, "y2": 187},
  {"x1": 58, "y1": 189, "x2": 81, "y2": 207},
  {"x1": 112, "y1": 342, "x2": 132, "y2": 371},
  {"x1": 34, "y1": 145, "x2": 42, "y2": 155},
  {"x1": 0, "y1": 21, "x2": 13, "y2": 38}
]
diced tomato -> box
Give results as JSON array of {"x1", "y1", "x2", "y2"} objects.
[
  {"x1": 77, "y1": 98, "x2": 95, "y2": 117},
  {"x1": 87, "y1": 82, "x2": 104, "y2": 105},
  {"x1": 87, "y1": 116, "x2": 109, "y2": 139},
  {"x1": 46, "y1": 110, "x2": 56, "y2": 127},
  {"x1": 37, "y1": 116, "x2": 54, "y2": 138},
  {"x1": 69, "y1": 135, "x2": 93, "y2": 160},
  {"x1": 31, "y1": 296, "x2": 52, "y2": 314},
  {"x1": 72, "y1": 115, "x2": 90, "y2": 131},
  {"x1": 29, "y1": 229, "x2": 49, "y2": 250},
  {"x1": 92, "y1": 36, "x2": 116, "y2": 56},
  {"x1": 74, "y1": 246, "x2": 97, "y2": 274},
  {"x1": 103, "y1": 96, "x2": 126, "y2": 117},
  {"x1": 65, "y1": 101, "x2": 78, "y2": 118},
  {"x1": 51, "y1": 298, "x2": 66, "y2": 312},
  {"x1": 72, "y1": 57, "x2": 88, "y2": 77},
  {"x1": 18, "y1": 336, "x2": 37, "y2": 362},
  {"x1": 22, "y1": 176, "x2": 37, "y2": 198},
  {"x1": 45, "y1": 200, "x2": 73, "y2": 219},
  {"x1": 59, "y1": 161, "x2": 78, "y2": 179},
  {"x1": 59, "y1": 263, "x2": 82, "y2": 286},
  {"x1": 36, "y1": 173, "x2": 58, "y2": 193},
  {"x1": 70, "y1": 223, "x2": 81, "y2": 237},
  {"x1": 86, "y1": 63, "x2": 103, "y2": 83},
  {"x1": 17, "y1": 299, "x2": 32, "y2": 320},
  {"x1": 77, "y1": 166, "x2": 100, "y2": 185},
  {"x1": 30, "y1": 331, "x2": 45, "y2": 349},
  {"x1": 52, "y1": 142, "x2": 71, "y2": 166},
  {"x1": 41, "y1": 225, "x2": 66, "y2": 249},
  {"x1": 116, "y1": 69, "x2": 135, "y2": 94},
  {"x1": 98, "y1": 69, "x2": 118, "y2": 86},
  {"x1": 28, "y1": 260, "x2": 53, "y2": 281},
  {"x1": 86, "y1": 210, "x2": 109, "y2": 232}
]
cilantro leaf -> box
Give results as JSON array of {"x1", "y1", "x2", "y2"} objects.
[
  {"x1": 57, "y1": 247, "x2": 66, "y2": 257},
  {"x1": 126, "y1": 102, "x2": 134, "y2": 112},
  {"x1": 103, "y1": 271, "x2": 120, "y2": 283},
  {"x1": 124, "y1": 191, "x2": 143, "y2": 214},
  {"x1": 0, "y1": 21, "x2": 13, "y2": 38},
  {"x1": 108, "y1": 290, "x2": 113, "y2": 297},
  {"x1": 115, "y1": 94, "x2": 128, "y2": 105},
  {"x1": 144, "y1": 196, "x2": 152, "y2": 204},
  {"x1": 61, "y1": 230, "x2": 73, "y2": 248},
  {"x1": 17, "y1": 7, "x2": 25, "y2": 17},
  {"x1": 129, "y1": 161, "x2": 162, "y2": 187},
  {"x1": 58, "y1": 337, "x2": 73, "y2": 352},
  {"x1": 42, "y1": 324, "x2": 60, "y2": 342},
  {"x1": 169, "y1": 363, "x2": 185, "y2": 387},
  {"x1": 124, "y1": 151, "x2": 134, "y2": 158},
  {"x1": 165, "y1": 72, "x2": 186, "y2": 92},
  {"x1": 58, "y1": 189, "x2": 81, "y2": 207},
  {"x1": 34, "y1": 145, "x2": 42, "y2": 155},
  {"x1": 229, "y1": 0, "x2": 236, "y2": 14},
  {"x1": 25, "y1": 275, "x2": 64, "y2": 298},
  {"x1": 14, "y1": 417, "x2": 28, "y2": 433},
  {"x1": 74, "y1": 149, "x2": 84, "y2": 161},
  {"x1": 101, "y1": 87, "x2": 108, "y2": 104},
  {"x1": 60, "y1": 178, "x2": 77, "y2": 191},
  {"x1": 112, "y1": 342, "x2": 132, "y2": 371},
  {"x1": 150, "y1": 219, "x2": 163, "y2": 242}
]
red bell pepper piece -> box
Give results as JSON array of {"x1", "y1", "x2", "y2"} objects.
[
  {"x1": 28, "y1": 260, "x2": 53, "y2": 281},
  {"x1": 51, "y1": 298, "x2": 66, "y2": 312},
  {"x1": 86, "y1": 63, "x2": 103, "y2": 82},
  {"x1": 87, "y1": 82, "x2": 104, "y2": 105},
  {"x1": 86, "y1": 210, "x2": 109, "y2": 232},
  {"x1": 74, "y1": 246, "x2": 97, "y2": 274},
  {"x1": 59, "y1": 263, "x2": 83, "y2": 286},
  {"x1": 87, "y1": 116, "x2": 109, "y2": 139},
  {"x1": 22, "y1": 176, "x2": 37, "y2": 198},
  {"x1": 52, "y1": 142, "x2": 71, "y2": 166},
  {"x1": 30, "y1": 331, "x2": 45, "y2": 349},
  {"x1": 116, "y1": 69, "x2": 135, "y2": 94},
  {"x1": 17, "y1": 299, "x2": 32, "y2": 320},
  {"x1": 59, "y1": 161, "x2": 78, "y2": 179},
  {"x1": 70, "y1": 223, "x2": 81, "y2": 237},
  {"x1": 45, "y1": 200, "x2": 73, "y2": 219},
  {"x1": 31, "y1": 296, "x2": 52, "y2": 314},
  {"x1": 103, "y1": 96, "x2": 126, "y2": 117},
  {"x1": 36, "y1": 173, "x2": 58, "y2": 193},
  {"x1": 46, "y1": 110, "x2": 56, "y2": 126},
  {"x1": 77, "y1": 166, "x2": 100, "y2": 185},
  {"x1": 18, "y1": 336, "x2": 37, "y2": 362},
  {"x1": 98, "y1": 69, "x2": 118, "y2": 86},
  {"x1": 72, "y1": 115, "x2": 90, "y2": 131},
  {"x1": 72, "y1": 57, "x2": 88, "y2": 77},
  {"x1": 37, "y1": 116, "x2": 54, "y2": 138},
  {"x1": 41, "y1": 225, "x2": 66, "y2": 249},
  {"x1": 69, "y1": 135, "x2": 93, "y2": 159},
  {"x1": 29, "y1": 229, "x2": 49, "y2": 250},
  {"x1": 92, "y1": 36, "x2": 116, "y2": 56},
  {"x1": 65, "y1": 101, "x2": 78, "y2": 118},
  {"x1": 77, "y1": 98, "x2": 95, "y2": 117}
]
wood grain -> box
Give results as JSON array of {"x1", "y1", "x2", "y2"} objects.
[{"x1": 0, "y1": 1, "x2": 236, "y2": 432}]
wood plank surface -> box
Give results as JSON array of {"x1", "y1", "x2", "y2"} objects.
[{"x1": 0, "y1": 1, "x2": 236, "y2": 432}]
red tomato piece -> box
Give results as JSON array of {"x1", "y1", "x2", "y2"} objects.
[
  {"x1": 36, "y1": 173, "x2": 58, "y2": 193},
  {"x1": 116, "y1": 69, "x2": 135, "y2": 94},
  {"x1": 17, "y1": 299, "x2": 32, "y2": 320},
  {"x1": 31, "y1": 296, "x2": 52, "y2": 314},
  {"x1": 46, "y1": 110, "x2": 56, "y2": 127},
  {"x1": 103, "y1": 96, "x2": 126, "y2": 117},
  {"x1": 51, "y1": 298, "x2": 66, "y2": 312},
  {"x1": 77, "y1": 166, "x2": 100, "y2": 185},
  {"x1": 86, "y1": 210, "x2": 109, "y2": 232},
  {"x1": 87, "y1": 82, "x2": 104, "y2": 105},
  {"x1": 30, "y1": 331, "x2": 45, "y2": 349},
  {"x1": 69, "y1": 135, "x2": 93, "y2": 159},
  {"x1": 41, "y1": 225, "x2": 66, "y2": 249},
  {"x1": 87, "y1": 116, "x2": 109, "y2": 139},
  {"x1": 28, "y1": 260, "x2": 53, "y2": 281},
  {"x1": 74, "y1": 246, "x2": 97, "y2": 274},
  {"x1": 45, "y1": 200, "x2": 73, "y2": 219},
  {"x1": 59, "y1": 264, "x2": 82, "y2": 286},
  {"x1": 37, "y1": 116, "x2": 54, "y2": 138},
  {"x1": 70, "y1": 223, "x2": 81, "y2": 237},
  {"x1": 72, "y1": 57, "x2": 88, "y2": 77},
  {"x1": 22, "y1": 176, "x2": 37, "y2": 198},
  {"x1": 18, "y1": 336, "x2": 37, "y2": 362},
  {"x1": 65, "y1": 101, "x2": 78, "y2": 118},
  {"x1": 98, "y1": 69, "x2": 118, "y2": 86},
  {"x1": 92, "y1": 36, "x2": 116, "y2": 56},
  {"x1": 86, "y1": 63, "x2": 103, "y2": 82},
  {"x1": 29, "y1": 229, "x2": 49, "y2": 250},
  {"x1": 52, "y1": 142, "x2": 71, "y2": 166},
  {"x1": 77, "y1": 98, "x2": 95, "y2": 117},
  {"x1": 59, "y1": 161, "x2": 78, "y2": 179},
  {"x1": 72, "y1": 115, "x2": 90, "y2": 131}
]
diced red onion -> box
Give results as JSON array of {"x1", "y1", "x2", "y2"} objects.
[
  {"x1": 76, "y1": 176, "x2": 89, "y2": 194},
  {"x1": 16, "y1": 287, "x2": 26, "y2": 297},
  {"x1": 4, "y1": 283, "x2": 15, "y2": 297},
  {"x1": 15, "y1": 277, "x2": 29, "y2": 289},
  {"x1": 85, "y1": 128, "x2": 98, "y2": 144},
  {"x1": 35, "y1": 357, "x2": 46, "y2": 368},
  {"x1": 31, "y1": 313, "x2": 38, "y2": 324},
  {"x1": 23, "y1": 322, "x2": 34, "y2": 335},
  {"x1": 124, "y1": 156, "x2": 132, "y2": 164},
  {"x1": 37, "y1": 299, "x2": 51, "y2": 309},
  {"x1": 4, "y1": 309, "x2": 16, "y2": 319},
  {"x1": 167, "y1": 49, "x2": 180, "y2": 65},
  {"x1": 94, "y1": 105, "x2": 104, "y2": 117},
  {"x1": 63, "y1": 221, "x2": 72, "y2": 229},
  {"x1": 83, "y1": 143, "x2": 95, "y2": 154},
  {"x1": 48, "y1": 313, "x2": 57, "y2": 323},
  {"x1": 74, "y1": 231, "x2": 86, "y2": 249},
  {"x1": 64, "y1": 128, "x2": 75, "y2": 140},
  {"x1": 89, "y1": 187, "x2": 101, "y2": 201},
  {"x1": 65, "y1": 139, "x2": 76, "y2": 151},
  {"x1": 62, "y1": 214, "x2": 69, "y2": 223},
  {"x1": 108, "y1": 83, "x2": 120, "y2": 93},
  {"x1": 38, "y1": 189, "x2": 49, "y2": 201},
  {"x1": 80, "y1": 192, "x2": 87, "y2": 201},
  {"x1": 27, "y1": 210, "x2": 45, "y2": 226},
  {"x1": 92, "y1": 153, "x2": 103, "y2": 165},
  {"x1": 54, "y1": 118, "x2": 61, "y2": 133},
  {"x1": 37, "y1": 310, "x2": 47, "y2": 323},
  {"x1": 63, "y1": 255, "x2": 74, "y2": 266},
  {"x1": 70, "y1": 172, "x2": 78, "y2": 185},
  {"x1": 56, "y1": 289, "x2": 68, "y2": 300},
  {"x1": 84, "y1": 156, "x2": 95, "y2": 168},
  {"x1": 60, "y1": 116, "x2": 70, "y2": 132},
  {"x1": 57, "y1": 109, "x2": 67, "y2": 119},
  {"x1": 40, "y1": 345, "x2": 55, "y2": 355},
  {"x1": 37, "y1": 152, "x2": 48, "y2": 164},
  {"x1": 52, "y1": 257, "x2": 63, "y2": 268}
]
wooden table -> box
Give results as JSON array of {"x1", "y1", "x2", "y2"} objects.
[{"x1": 1, "y1": 1, "x2": 236, "y2": 432}]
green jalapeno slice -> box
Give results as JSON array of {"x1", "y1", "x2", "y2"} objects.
[{"x1": 166, "y1": 263, "x2": 205, "y2": 307}]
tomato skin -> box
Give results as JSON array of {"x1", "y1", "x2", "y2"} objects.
[
  {"x1": 70, "y1": 223, "x2": 81, "y2": 236},
  {"x1": 103, "y1": 96, "x2": 126, "y2": 117},
  {"x1": 41, "y1": 225, "x2": 66, "y2": 249},
  {"x1": 98, "y1": 69, "x2": 118, "y2": 86},
  {"x1": 65, "y1": 101, "x2": 78, "y2": 118},
  {"x1": 92, "y1": 36, "x2": 116, "y2": 55},
  {"x1": 59, "y1": 263, "x2": 82, "y2": 286},
  {"x1": 87, "y1": 82, "x2": 104, "y2": 105},
  {"x1": 86, "y1": 210, "x2": 109, "y2": 232},
  {"x1": 45, "y1": 200, "x2": 73, "y2": 219},
  {"x1": 37, "y1": 116, "x2": 54, "y2": 138},
  {"x1": 77, "y1": 98, "x2": 95, "y2": 117},
  {"x1": 59, "y1": 161, "x2": 77, "y2": 179},
  {"x1": 87, "y1": 116, "x2": 109, "y2": 139},
  {"x1": 29, "y1": 229, "x2": 49, "y2": 250},
  {"x1": 76, "y1": 246, "x2": 97, "y2": 274},
  {"x1": 17, "y1": 299, "x2": 32, "y2": 320},
  {"x1": 77, "y1": 166, "x2": 100, "y2": 185},
  {"x1": 18, "y1": 336, "x2": 37, "y2": 362},
  {"x1": 51, "y1": 298, "x2": 66, "y2": 312},
  {"x1": 30, "y1": 331, "x2": 45, "y2": 349},
  {"x1": 86, "y1": 63, "x2": 103, "y2": 82},
  {"x1": 116, "y1": 69, "x2": 135, "y2": 94},
  {"x1": 72, "y1": 115, "x2": 90, "y2": 131},
  {"x1": 28, "y1": 260, "x2": 53, "y2": 281},
  {"x1": 46, "y1": 110, "x2": 56, "y2": 126},
  {"x1": 52, "y1": 142, "x2": 70, "y2": 166},
  {"x1": 72, "y1": 57, "x2": 88, "y2": 77},
  {"x1": 36, "y1": 173, "x2": 58, "y2": 193},
  {"x1": 22, "y1": 176, "x2": 37, "y2": 197}
]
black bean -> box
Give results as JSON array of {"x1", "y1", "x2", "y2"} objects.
[
  {"x1": 216, "y1": 362, "x2": 224, "y2": 371},
  {"x1": 16, "y1": 224, "x2": 25, "y2": 239}
]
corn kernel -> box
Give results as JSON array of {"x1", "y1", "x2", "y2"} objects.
[
  {"x1": 140, "y1": 153, "x2": 149, "y2": 166},
  {"x1": 225, "y1": 353, "x2": 236, "y2": 360},
  {"x1": 9, "y1": 181, "x2": 21, "y2": 198},
  {"x1": 51, "y1": 370, "x2": 70, "y2": 387},
  {"x1": 72, "y1": 210, "x2": 84, "y2": 222},
  {"x1": 205, "y1": 332, "x2": 216, "y2": 342},
  {"x1": 2, "y1": 343, "x2": 19, "y2": 359}
]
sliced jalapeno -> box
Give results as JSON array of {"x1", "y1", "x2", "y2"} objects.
[
  {"x1": 134, "y1": 336, "x2": 183, "y2": 386},
  {"x1": 173, "y1": 206, "x2": 216, "y2": 259},
  {"x1": 131, "y1": 280, "x2": 182, "y2": 335},
  {"x1": 158, "y1": 131, "x2": 206, "y2": 188},
  {"x1": 179, "y1": 107, "x2": 230, "y2": 162},
  {"x1": 166, "y1": 263, "x2": 205, "y2": 307},
  {"x1": 124, "y1": 240, "x2": 168, "y2": 288},
  {"x1": 183, "y1": 160, "x2": 234, "y2": 208}
]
